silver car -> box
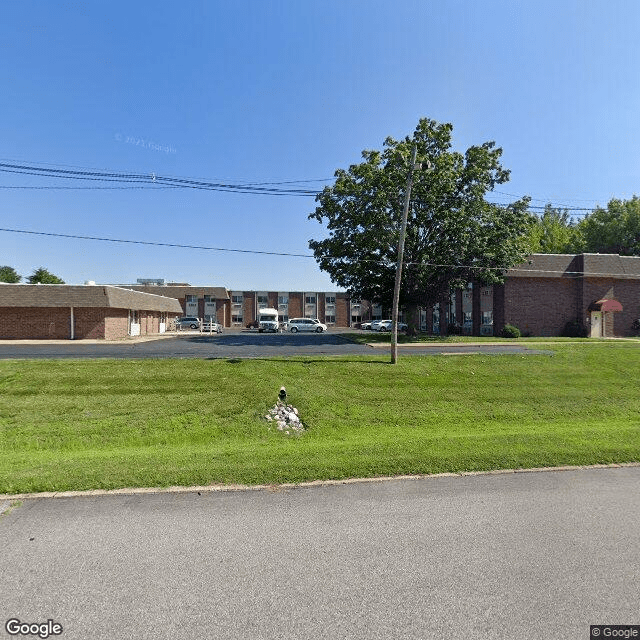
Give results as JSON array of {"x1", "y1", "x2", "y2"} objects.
[
  {"x1": 175, "y1": 316, "x2": 201, "y2": 330},
  {"x1": 286, "y1": 318, "x2": 328, "y2": 333}
]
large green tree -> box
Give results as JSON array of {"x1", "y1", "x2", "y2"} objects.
[
  {"x1": 308, "y1": 118, "x2": 531, "y2": 330},
  {"x1": 27, "y1": 267, "x2": 65, "y2": 284},
  {"x1": 0, "y1": 266, "x2": 21, "y2": 283},
  {"x1": 574, "y1": 196, "x2": 640, "y2": 255}
]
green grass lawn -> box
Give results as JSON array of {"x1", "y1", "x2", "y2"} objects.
[
  {"x1": 1, "y1": 342, "x2": 639, "y2": 494},
  {"x1": 343, "y1": 332, "x2": 611, "y2": 344}
]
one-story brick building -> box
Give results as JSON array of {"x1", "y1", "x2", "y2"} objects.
[
  {"x1": 0, "y1": 284, "x2": 183, "y2": 339},
  {"x1": 495, "y1": 253, "x2": 640, "y2": 338},
  {"x1": 405, "y1": 253, "x2": 639, "y2": 338}
]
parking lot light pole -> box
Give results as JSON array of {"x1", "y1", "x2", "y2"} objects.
[{"x1": 391, "y1": 145, "x2": 419, "y2": 364}]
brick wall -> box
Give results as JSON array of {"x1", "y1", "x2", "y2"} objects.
[
  {"x1": 610, "y1": 280, "x2": 640, "y2": 336},
  {"x1": 74, "y1": 308, "x2": 107, "y2": 339},
  {"x1": 336, "y1": 294, "x2": 350, "y2": 327},
  {"x1": 288, "y1": 293, "x2": 303, "y2": 319},
  {"x1": 0, "y1": 307, "x2": 72, "y2": 339},
  {"x1": 503, "y1": 277, "x2": 581, "y2": 336},
  {"x1": 0, "y1": 307, "x2": 182, "y2": 340},
  {"x1": 105, "y1": 311, "x2": 129, "y2": 340}
]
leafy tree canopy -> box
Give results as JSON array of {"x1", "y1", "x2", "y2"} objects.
[
  {"x1": 308, "y1": 118, "x2": 531, "y2": 312},
  {"x1": 526, "y1": 205, "x2": 579, "y2": 254},
  {"x1": 575, "y1": 196, "x2": 640, "y2": 256},
  {"x1": 0, "y1": 266, "x2": 21, "y2": 283},
  {"x1": 27, "y1": 267, "x2": 65, "y2": 284}
]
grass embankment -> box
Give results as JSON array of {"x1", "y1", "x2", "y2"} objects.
[{"x1": 1, "y1": 343, "x2": 639, "y2": 494}]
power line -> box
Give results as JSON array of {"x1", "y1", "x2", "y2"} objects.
[
  {"x1": 0, "y1": 160, "x2": 606, "y2": 210},
  {"x1": 0, "y1": 162, "x2": 323, "y2": 196},
  {"x1": 1, "y1": 227, "x2": 636, "y2": 279},
  {"x1": 0, "y1": 185, "x2": 182, "y2": 190},
  {"x1": 0, "y1": 227, "x2": 315, "y2": 258}
]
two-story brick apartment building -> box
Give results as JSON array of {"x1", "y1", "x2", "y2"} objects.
[
  {"x1": 124, "y1": 282, "x2": 230, "y2": 327},
  {"x1": 227, "y1": 291, "x2": 369, "y2": 328}
]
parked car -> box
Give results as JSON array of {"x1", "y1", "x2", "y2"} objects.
[
  {"x1": 175, "y1": 316, "x2": 201, "y2": 330},
  {"x1": 371, "y1": 319, "x2": 408, "y2": 332},
  {"x1": 360, "y1": 322, "x2": 372, "y2": 330},
  {"x1": 286, "y1": 318, "x2": 328, "y2": 333},
  {"x1": 202, "y1": 320, "x2": 223, "y2": 333}
]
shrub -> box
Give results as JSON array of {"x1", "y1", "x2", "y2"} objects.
[
  {"x1": 447, "y1": 323, "x2": 462, "y2": 335},
  {"x1": 561, "y1": 320, "x2": 588, "y2": 338},
  {"x1": 632, "y1": 319, "x2": 640, "y2": 336},
  {"x1": 501, "y1": 324, "x2": 521, "y2": 339}
]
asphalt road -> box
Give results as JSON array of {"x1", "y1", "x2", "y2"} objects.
[
  {"x1": 2, "y1": 467, "x2": 638, "y2": 640},
  {"x1": 0, "y1": 331, "x2": 553, "y2": 359}
]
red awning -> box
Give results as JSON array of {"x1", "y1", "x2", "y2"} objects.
[{"x1": 593, "y1": 298, "x2": 623, "y2": 312}]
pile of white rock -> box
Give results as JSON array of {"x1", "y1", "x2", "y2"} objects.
[{"x1": 265, "y1": 402, "x2": 306, "y2": 435}]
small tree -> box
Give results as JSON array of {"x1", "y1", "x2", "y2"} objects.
[
  {"x1": 27, "y1": 267, "x2": 65, "y2": 284},
  {"x1": 0, "y1": 266, "x2": 21, "y2": 283}
]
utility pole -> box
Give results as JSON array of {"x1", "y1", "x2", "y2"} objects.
[{"x1": 391, "y1": 145, "x2": 419, "y2": 364}]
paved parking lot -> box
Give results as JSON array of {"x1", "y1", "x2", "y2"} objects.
[{"x1": 0, "y1": 330, "x2": 554, "y2": 359}]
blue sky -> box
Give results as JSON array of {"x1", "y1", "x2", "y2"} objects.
[{"x1": 1, "y1": 1, "x2": 639, "y2": 290}]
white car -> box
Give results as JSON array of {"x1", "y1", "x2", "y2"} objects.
[
  {"x1": 202, "y1": 320, "x2": 223, "y2": 333},
  {"x1": 371, "y1": 319, "x2": 408, "y2": 332},
  {"x1": 286, "y1": 318, "x2": 327, "y2": 333},
  {"x1": 360, "y1": 322, "x2": 372, "y2": 330}
]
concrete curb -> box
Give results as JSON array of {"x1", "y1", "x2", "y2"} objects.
[{"x1": 2, "y1": 462, "x2": 639, "y2": 501}]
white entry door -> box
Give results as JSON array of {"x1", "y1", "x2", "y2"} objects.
[{"x1": 590, "y1": 311, "x2": 602, "y2": 338}]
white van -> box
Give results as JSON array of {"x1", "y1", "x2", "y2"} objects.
[{"x1": 258, "y1": 308, "x2": 280, "y2": 333}]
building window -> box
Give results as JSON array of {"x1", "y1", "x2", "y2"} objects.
[
  {"x1": 232, "y1": 295, "x2": 243, "y2": 304},
  {"x1": 305, "y1": 295, "x2": 316, "y2": 304},
  {"x1": 232, "y1": 314, "x2": 243, "y2": 325},
  {"x1": 325, "y1": 315, "x2": 336, "y2": 324},
  {"x1": 257, "y1": 293, "x2": 269, "y2": 307},
  {"x1": 482, "y1": 311, "x2": 493, "y2": 325},
  {"x1": 325, "y1": 295, "x2": 336, "y2": 305},
  {"x1": 278, "y1": 295, "x2": 288, "y2": 305}
]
